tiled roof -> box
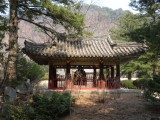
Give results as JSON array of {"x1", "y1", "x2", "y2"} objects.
[{"x1": 23, "y1": 37, "x2": 146, "y2": 58}]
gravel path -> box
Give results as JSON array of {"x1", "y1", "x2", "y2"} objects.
[{"x1": 60, "y1": 91, "x2": 160, "y2": 120}]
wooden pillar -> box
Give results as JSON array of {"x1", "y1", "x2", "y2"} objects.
[
  {"x1": 111, "y1": 65, "x2": 114, "y2": 79},
  {"x1": 109, "y1": 65, "x2": 115, "y2": 89},
  {"x1": 48, "y1": 65, "x2": 57, "y2": 89},
  {"x1": 116, "y1": 64, "x2": 120, "y2": 78},
  {"x1": 106, "y1": 66, "x2": 110, "y2": 88},
  {"x1": 66, "y1": 62, "x2": 71, "y2": 89},
  {"x1": 66, "y1": 62, "x2": 71, "y2": 79},
  {"x1": 99, "y1": 63, "x2": 104, "y2": 80},
  {"x1": 53, "y1": 67, "x2": 57, "y2": 88},
  {"x1": 98, "y1": 61, "x2": 105, "y2": 88},
  {"x1": 116, "y1": 64, "x2": 120, "y2": 88},
  {"x1": 106, "y1": 66, "x2": 110, "y2": 78},
  {"x1": 93, "y1": 66, "x2": 96, "y2": 87}
]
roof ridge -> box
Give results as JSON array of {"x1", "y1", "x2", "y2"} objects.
[
  {"x1": 116, "y1": 42, "x2": 144, "y2": 47},
  {"x1": 107, "y1": 34, "x2": 117, "y2": 47},
  {"x1": 24, "y1": 40, "x2": 53, "y2": 48}
]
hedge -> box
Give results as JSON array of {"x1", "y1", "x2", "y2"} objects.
[{"x1": 121, "y1": 80, "x2": 137, "y2": 89}]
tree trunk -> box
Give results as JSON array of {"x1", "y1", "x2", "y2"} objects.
[
  {"x1": 4, "y1": 0, "x2": 18, "y2": 86},
  {"x1": 152, "y1": 64, "x2": 157, "y2": 77},
  {"x1": 127, "y1": 72, "x2": 132, "y2": 80}
]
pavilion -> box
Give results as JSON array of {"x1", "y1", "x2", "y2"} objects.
[{"x1": 22, "y1": 36, "x2": 146, "y2": 90}]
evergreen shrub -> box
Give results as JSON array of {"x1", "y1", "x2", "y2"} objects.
[
  {"x1": 133, "y1": 78, "x2": 151, "y2": 89},
  {"x1": 121, "y1": 80, "x2": 136, "y2": 89},
  {"x1": 4, "y1": 92, "x2": 72, "y2": 120},
  {"x1": 145, "y1": 75, "x2": 160, "y2": 102}
]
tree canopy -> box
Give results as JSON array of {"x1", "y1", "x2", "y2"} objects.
[
  {"x1": 128, "y1": 0, "x2": 160, "y2": 101},
  {"x1": 18, "y1": 0, "x2": 84, "y2": 35},
  {"x1": 110, "y1": 11, "x2": 145, "y2": 42},
  {"x1": 111, "y1": 0, "x2": 160, "y2": 78},
  {"x1": 1, "y1": 0, "x2": 84, "y2": 36},
  {"x1": 129, "y1": 0, "x2": 160, "y2": 53},
  {"x1": 0, "y1": 0, "x2": 85, "y2": 85},
  {"x1": 0, "y1": 0, "x2": 8, "y2": 49},
  {"x1": 112, "y1": 0, "x2": 160, "y2": 53},
  {"x1": 0, "y1": 16, "x2": 7, "y2": 50}
]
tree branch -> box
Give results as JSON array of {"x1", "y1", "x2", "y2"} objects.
[{"x1": 19, "y1": 17, "x2": 58, "y2": 35}]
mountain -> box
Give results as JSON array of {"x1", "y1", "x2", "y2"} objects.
[
  {"x1": 2, "y1": 4, "x2": 129, "y2": 47},
  {"x1": 81, "y1": 4, "x2": 128, "y2": 37}
]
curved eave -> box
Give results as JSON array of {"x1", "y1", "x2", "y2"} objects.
[
  {"x1": 22, "y1": 48, "x2": 146, "y2": 65},
  {"x1": 22, "y1": 39, "x2": 147, "y2": 65}
]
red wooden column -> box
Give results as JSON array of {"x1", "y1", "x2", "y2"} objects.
[
  {"x1": 99, "y1": 64, "x2": 104, "y2": 80},
  {"x1": 98, "y1": 61, "x2": 105, "y2": 88},
  {"x1": 111, "y1": 65, "x2": 114, "y2": 79},
  {"x1": 66, "y1": 61, "x2": 71, "y2": 79},
  {"x1": 65, "y1": 61, "x2": 71, "y2": 89},
  {"x1": 93, "y1": 66, "x2": 96, "y2": 87},
  {"x1": 116, "y1": 64, "x2": 120, "y2": 88},
  {"x1": 53, "y1": 66, "x2": 57, "y2": 88},
  {"x1": 106, "y1": 66, "x2": 110, "y2": 88},
  {"x1": 110, "y1": 65, "x2": 114, "y2": 88},
  {"x1": 48, "y1": 64, "x2": 57, "y2": 89},
  {"x1": 106, "y1": 66, "x2": 110, "y2": 79}
]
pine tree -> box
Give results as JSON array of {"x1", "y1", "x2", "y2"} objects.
[
  {"x1": 111, "y1": 11, "x2": 149, "y2": 79},
  {"x1": 0, "y1": 0, "x2": 8, "y2": 49},
  {"x1": 111, "y1": 3, "x2": 160, "y2": 79},
  {"x1": 0, "y1": 0, "x2": 84, "y2": 86},
  {"x1": 128, "y1": 0, "x2": 160, "y2": 77},
  {"x1": 110, "y1": 11, "x2": 145, "y2": 42},
  {"x1": 128, "y1": 0, "x2": 160, "y2": 101},
  {"x1": 129, "y1": 0, "x2": 160, "y2": 52}
]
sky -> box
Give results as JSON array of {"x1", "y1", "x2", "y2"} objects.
[{"x1": 83, "y1": 0, "x2": 137, "y2": 13}]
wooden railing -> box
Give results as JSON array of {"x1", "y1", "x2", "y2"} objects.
[
  {"x1": 54, "y1": 75, "x2": 120, "y2": 89},
  {"x1": 56, "y1": 75, "x2": 65, "y2": 88}
]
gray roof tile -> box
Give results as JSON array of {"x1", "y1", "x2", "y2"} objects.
[{"x1": 22, "y1": 37, "x2": 147, "y2": 64}]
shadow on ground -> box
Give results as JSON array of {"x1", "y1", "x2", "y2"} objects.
[{"x1": 60, "y1": 91, "x2": 160, "y2": 120}]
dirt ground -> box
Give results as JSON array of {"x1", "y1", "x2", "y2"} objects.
[{"x1": 60, "y1": 91, "x2": 160, "y2": 120}]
